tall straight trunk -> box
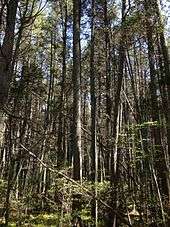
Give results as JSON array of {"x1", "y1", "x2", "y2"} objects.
[
  {"x1": 144, "y1": 0, "x2": 169, "y2": 199},
  {"x1": 45, "y1": 31, "x2": 54, "y2": 128},
  {"x1": 0, "y1": 1, "x2": 18, "y2": 225},
  {"x1": 90, "y1": 0, "x2": 96, "y2": 184},
  {"x1": 152, "y1": 0, "x2": 170, "y2": 222},
  {"x1": 72, "y1": 0, "x2": 82, "y2": 222},
  {"x1": 4, "y1": 116, "x2": 16, "y2": 226},
  {"x1": 153, "y1": 0, "x2": 170, "y2": 203},
  {"x1": 104, "y1": 0, "x2": 112, "y2": 176},
  {"x1": 0, "y1": 0, "x2": 18, "y2": 149},
  {"x1": 90, "y1": 0, "x2": 98, "y2": 225},
  {"x1": 158, "y1": 33, "x2": 170, "y2": 160},
  {"x1": 72, "y1": 0, "x2": 82, "y2": 182},
  {"x1": 57, "y1": 2, "x2": 67, "y2": 168},
  {"x1": 0, "y1": 0, "x2": 18, "y2": 109},
  {"x1": 159, "y1": 34, "x2": 170, "y2": 124},
  {"x1": 108, "y1": 0, "x2": 126, "y2": 226}
]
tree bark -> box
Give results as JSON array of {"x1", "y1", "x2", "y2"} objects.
[
  {"x1": 0, "y1": 0, "x2": 18, "y2": 109},
  {"x1": 108, "y1": 0, "x2": 126, "y2": 226},
  {"x1": 72, "y1": 0, "x2": 82, "y2": 218},
  {"x1": 90, "y1": 0, "x2": 98, "y2": 225},
  {"x1": 72, "y1": 0, "x2": 82, "y2": 182},
  {"x1": 144, "y1": 0, "x2": 169, "y2": 199},
  {"x1": 57, "y1": 2, "x2": 68, "y2": 168}
]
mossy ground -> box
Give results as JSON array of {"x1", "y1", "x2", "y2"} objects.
[{"x1": 0, "y1": 213, "x2": 69, "y2": 226}]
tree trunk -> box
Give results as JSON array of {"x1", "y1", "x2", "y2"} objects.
[
  {"x1": 72, "y1": 0, "x2": 82, "y2": 216},
  {"x1": 57, "y1": 1, "x2": 68, "y2": 168},
  {"x1": 0, "y1": 0, "x2": 18, "y2": 109},
  {"x1": 72, "y1": 0, "x2": 82, "y2": 182},
  {"x1": 108, "y1": 0, "x2": 126, "y2": 226},
  {"x1": 144, "y1": 0, "x2": 169, "y2": 199},
  {"x1": 90, "y1": 0, "x2": 98, "y2": 225}
]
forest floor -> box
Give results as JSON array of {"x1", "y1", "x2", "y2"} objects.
[
  {"x1": 0, "y1": 212, "x2": 100, "y2": 226},
  {"x1": 0, "y1": 212, "x2": 72, "y2": 226}
]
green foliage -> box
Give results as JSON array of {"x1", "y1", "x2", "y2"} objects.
[
  {"x1": 28, "y1": 213, "x2": 59, "y2": 225},
  {"x1": 135, "y1": 121, "x2": 163, "y2": 128},
  {"x1": 3, "y1": 178, "x2": 111, "y2": 226},
  {"x1": 7, "y1": 213, "x2": 60, "y2": 226}
]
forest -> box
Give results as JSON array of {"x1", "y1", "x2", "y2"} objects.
[{"x1": 0, "y1": 0, "x2": 170, "y2": 226}]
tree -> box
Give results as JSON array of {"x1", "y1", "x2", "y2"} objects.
[
  {"x1": 0, "y1": 0, "x2": 169, "y2": 226},
  {"x1": 0, "y1": 0, "x2": 18, "y2": 109},
  {"x1": 72, "y1": 0, "x2": 82, "y2": 222},
  {"x1": 90, "y1": 0, "x2": 98, "y2": 225}
]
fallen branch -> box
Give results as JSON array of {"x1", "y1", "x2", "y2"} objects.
[{"x1": 20, "y1": 143, "x2": 132, "y2": 226}]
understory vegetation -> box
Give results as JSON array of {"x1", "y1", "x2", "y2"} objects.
[{"x1": 0, "y1": 0, "x2": 170, "y2": 226}]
